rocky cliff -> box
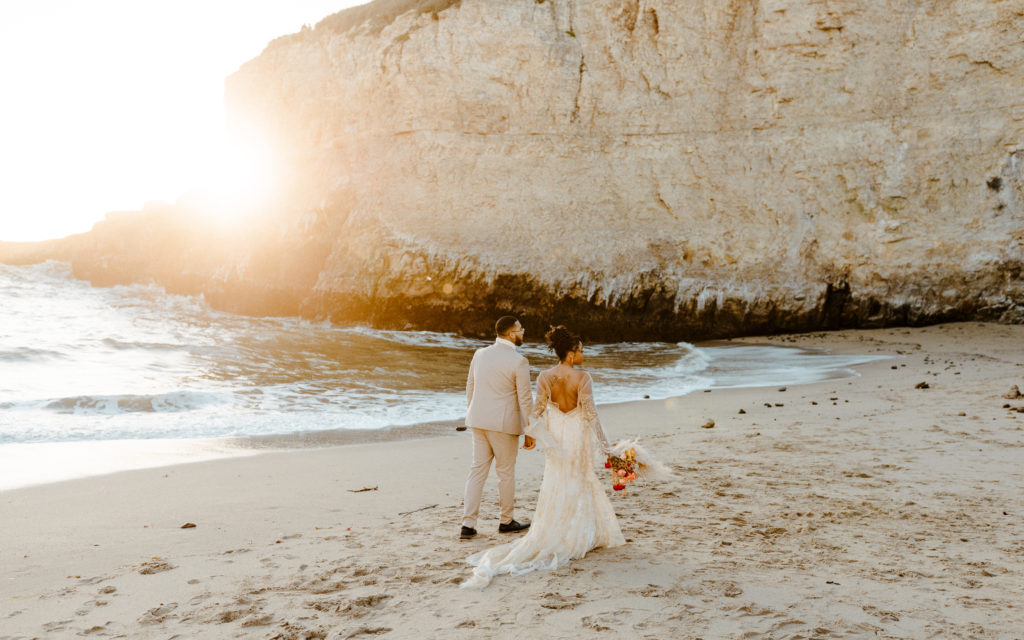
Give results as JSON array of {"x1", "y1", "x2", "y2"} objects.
[{"x1": 7, "y1": 0, "x2": 1024, "y2": 341}]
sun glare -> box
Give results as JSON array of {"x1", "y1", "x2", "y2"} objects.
[
  {"x1": 187, "y1": 132, "x2": 280, "y2": 226},
  {"x1": 215, "y1": 140, "x2": 276, "y2": 216},
  {"x1": 0, "y1": 0, "x2": 363, "y2": 242}
]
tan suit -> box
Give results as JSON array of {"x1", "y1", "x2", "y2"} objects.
[{"x1": 462, "y1": 338, "x2": 533, "y2": 527}]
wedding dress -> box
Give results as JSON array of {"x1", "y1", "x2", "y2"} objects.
[{"x1": 461, "y1": 371, "x2": 625, "y2": 589}]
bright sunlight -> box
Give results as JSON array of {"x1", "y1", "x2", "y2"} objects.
[{"x1": 0, "y1": 0, "x2": 365, "y2": 241}]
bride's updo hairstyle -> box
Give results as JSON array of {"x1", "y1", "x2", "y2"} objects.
[{"x1": 545, "y1": 325, "x2": 581, "y2": 362}]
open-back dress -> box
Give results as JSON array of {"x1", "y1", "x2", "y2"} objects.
[{"x1": 461, "y1": 370, "x2": 625, "y2": 588}]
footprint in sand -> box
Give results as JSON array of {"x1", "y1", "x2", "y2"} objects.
[
  {"x1": 581, "y1": 614, "x2": 618, "y2": 632},
  {"x1": 329, "y1": 627, "x2": 391, "y2": 639},
  {"x1": 75, "y1": 575, "x2": 107, "y2": 586},
  {"x1": 138, "y1": 602, "x2": 178, "y2": 625},
  {"x1": 539, "y1": 592, "x2": 583, "y2": 610},
  {"x1": 42, "y1": 619, "x2": 74, "y2": 633},
  {"x1": 80, "y1": 621, "x2": 119, "y2": 635},
  {"x1": 340, "y1": 594, "x2": 391, "y2": 619},
  {"x1": 308, "y1": 594, "x2": 391, "y2": 619},
  {"x1": 737, "y1": 604, "x2": 774, "y2": 617},
  {"x1": 721, "y1": 582, "x2": 744, "y2": 598},
  {"x1": 214, "y1": 609, "x2": 246, "y2": 623},
  {"x1": 270, "y1": 620, "x2": 333, "y2": 639},
  {"x1": 768, "y1": 617, "x2": 809, "y2": 633},
  {"x1": 137, "y1": 560, "x2": 176, "y2": 575},
  {"x1": 241, "y1": 614, "x2": 274, "y2": 627},
  {"x1": 862, "y1": 605, "x2": 900, "y2": 622}
]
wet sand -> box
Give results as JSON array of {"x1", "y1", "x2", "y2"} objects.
[{"x1": 2, "y1": 323, "x2": 1023, "y2": 639}]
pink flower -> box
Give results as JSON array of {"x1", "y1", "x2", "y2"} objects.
[{"x1": 617, "y1": 469, "x2": 627, "y2": 477}]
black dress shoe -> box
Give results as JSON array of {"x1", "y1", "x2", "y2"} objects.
[
  {"x1": 498, "y1": 520, "x2": 530, "y2": 533},
  {"x1": 460, "y1": 526, "x2": 477, "y2": 539}
]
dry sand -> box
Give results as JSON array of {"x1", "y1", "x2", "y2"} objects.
[{"x1": 2, "y1": 323, "x2": 1023, "y2": 639}]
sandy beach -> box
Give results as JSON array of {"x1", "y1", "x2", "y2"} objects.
[{"x1": 2, "y1": 322, "x2": 1023, "y2": 639}]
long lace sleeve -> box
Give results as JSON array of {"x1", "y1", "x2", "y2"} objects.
[
  {"x1": 530, "y1": 375, "x2": 549, "y2": 422},
  {"x1": 579, "y1": 373, "x2": 611, "y2": 454},
  {"x1": 525, "y1": 375, "x2": 560, "y2": 452}
]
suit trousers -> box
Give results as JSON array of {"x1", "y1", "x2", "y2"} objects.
[{"x1": 462, "y1": 427, "x2": 519, "y2": 528}]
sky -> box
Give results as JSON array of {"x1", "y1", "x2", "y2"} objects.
[{"x1": 0, "y1": 0, "x2": 368, "y2": 242}]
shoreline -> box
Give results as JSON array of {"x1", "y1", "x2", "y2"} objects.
[
  {"x1": 0, "y1": 339, "x2": 894, "y2": 493},
  {"x1": 2, "y1": 322, "x2": 1023, "y2": 638}
]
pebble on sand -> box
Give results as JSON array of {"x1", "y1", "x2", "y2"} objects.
[
  {"x1": 915, "y1": 382, "x2": 930, "y2": 389},
  {"x1": 701, "y1": 419, "x2": 715, "y2": 429}
]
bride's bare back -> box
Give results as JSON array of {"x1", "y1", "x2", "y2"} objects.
[
  {"x1": 539, "y1": 366, "x2": 588, "y2": 413},
  {"x1": 531, "y1": 356, "x2": 611, "y2": 453}
]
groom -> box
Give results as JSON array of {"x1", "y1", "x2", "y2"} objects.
[{"x1": 460, "y1": 316, "x2": 536, "y2": 540}]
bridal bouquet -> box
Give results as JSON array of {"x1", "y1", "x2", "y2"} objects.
[{"x1": 604, "y1": 439, "x2": 673, "y2": 492}]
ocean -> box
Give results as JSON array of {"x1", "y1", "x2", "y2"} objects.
[{"x1": 0, "y1": 261, "x2": 891, "y2": 489}]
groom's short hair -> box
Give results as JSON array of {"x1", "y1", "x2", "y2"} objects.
[{"x1": 495, "y1": 316, "x2": 519, "y2": 336}]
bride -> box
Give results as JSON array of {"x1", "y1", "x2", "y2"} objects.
[{"x1": 461, "y1": 325, "x2": 625, "y2": 588}]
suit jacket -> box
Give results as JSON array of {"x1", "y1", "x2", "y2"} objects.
[{"x1": 465, "y1": 339, "x2": 533, "y2": 435}]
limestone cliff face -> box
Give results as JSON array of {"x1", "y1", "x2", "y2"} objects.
[{"x1": 11, "y1": 0, "x2": 1024, "y2": 340}]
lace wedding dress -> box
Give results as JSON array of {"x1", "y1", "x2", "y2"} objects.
[{"x1": 461, "y1": 371, "x2": 625, "y2": 589}]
